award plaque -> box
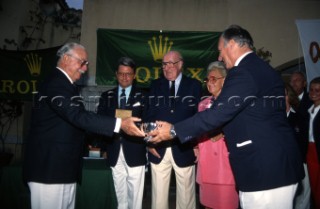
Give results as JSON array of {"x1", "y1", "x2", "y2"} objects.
[{"x1": 115, "y1": 109, "x2": 132, "y2": 118}]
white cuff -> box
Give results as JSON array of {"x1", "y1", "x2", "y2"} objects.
[{"x1": 114, "y1": 118, "x2": 121, "y2": 133}]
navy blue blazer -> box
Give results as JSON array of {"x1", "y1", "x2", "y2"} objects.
[
  {"x1": 297, "y1": 90, "x2": 313, "y2": 124},
  {"x1": 299, "y1": 90, "x2": 313, "y2": 114},
  {"x1": 23, "y1": 69, "x2": 116, "y2": 184},
  {"x1": 287, "y1": 111, "x2": 308, "y2": 162},
  {"x1": 97, "y1": 85, "x2": 147, "y2": 167},
  {"x1": 144, "y1": 75, "x2": 202, "y2": 167},
  {"x1": 174, "y1": 53, "x2": 305, "y2": 191},
  {"x1": 301, "y1": 108, "x2": 320, "y2": 162}
]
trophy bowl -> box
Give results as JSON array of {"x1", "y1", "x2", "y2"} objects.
[{"x1": 142, "y1": 122, "x2": 158, "y2": 142}]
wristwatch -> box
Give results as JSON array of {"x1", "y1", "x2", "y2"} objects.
[{"x1": 170, "y1": 125, "x2": 177, "y2": 138}]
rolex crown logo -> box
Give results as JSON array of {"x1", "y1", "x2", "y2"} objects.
[
  {"x1": 24, "y1": 53, "x2": 42, "y2": 76},
  {"x1": 148, "y1": 35, "x2": 173, "y2": 62}
]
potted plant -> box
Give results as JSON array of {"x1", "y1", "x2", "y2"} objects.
[
  {"x1": 256, "y1": 47, "x2": 272, "y2": 63},
  {"x1": 0, "y1": 99, "x2": 23, "y2": 166}
]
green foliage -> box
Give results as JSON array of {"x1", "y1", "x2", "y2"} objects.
[
  {"x1": 0, "y1": 100, "x2": 23, "y2": 152},
  {"x1": 1, "y1": 0, "x2": 81, "y2": 50},
  {"x1": 255, "y1": 47, "x2": 272, "y2": 63}
]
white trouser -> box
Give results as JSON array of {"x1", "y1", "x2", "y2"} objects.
[
  {"x1": 239, "y1": 183, "x2": 298, "y2": 209},
  {"x1": 294, "y1": 163, "x2": 311, "y2": 209},
  {"x1": 28, "y1": 182, "x2": 76, "y2": 209},
  {"x1": 151, "y1": 147, "x2": 196, "y2": 209},
  {"x1": 111, "y1": 145, "x2": 145, "y2": 209}
]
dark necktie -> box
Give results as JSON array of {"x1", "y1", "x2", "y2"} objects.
[
  {"x1": 120, "y1": 88, "x2": 126, "y2": 109},
  {"x1": 170, "y1": 80, "x2": 175, "y2": 97},
  {"x1": 170, "y1": 80, "x2": 175, "y2": 110}
]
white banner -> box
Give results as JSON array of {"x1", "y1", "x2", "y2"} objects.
[{"x1": 296, "y1": 19, "x2": 320, "y2": 85}]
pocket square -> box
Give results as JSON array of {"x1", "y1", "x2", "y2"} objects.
[
  {"x1": 236, "y1": 140, "x2": 252, "y2": 147},
  {"x1": 133, "y1": 102, "x2": 141, "y2": 107}
]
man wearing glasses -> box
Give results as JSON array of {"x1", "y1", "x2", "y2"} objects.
[
  {"x1": 23, "y1": 43, "x2": 144, "y2": 209},
  {"x1": 97, "y1": 57, "x2": 147, "y2": 209},
  {"x1": 144, "y1": 50, "x2": 202, "y2": 209},
  {"x1": 148, "y1": 25, "x2": 304, "y2": 209}
]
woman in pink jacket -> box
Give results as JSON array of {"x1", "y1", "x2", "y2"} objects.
[{"x1": 195, "y1": 61, "x2": 239, "y2": 209}]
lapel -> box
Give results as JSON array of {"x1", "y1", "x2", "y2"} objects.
[
  {"x1": 176, "y1": 75, "x2": 186, "y2": 97},
  {"x1": 118, "y1": 85, "x2": 138, "y2": 109},
  {"x1": 118, "y1": 87, "x2": 122, "y2": 108},
  {"x1": 313, "y1": 109, "x2": 320, "y2": 131},
  {"x1": 127, "y1": 85, "x2": 136, "y2": 108},
  {"x1": 159, "y1": 78, "x2": 170, "y2": 97},
  {"x1": 109, "y1": 87, "x2": 119, "y2": 109}
]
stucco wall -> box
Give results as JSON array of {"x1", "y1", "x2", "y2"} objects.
[
  {"x1": 81, "y1": 0, "x2": 320, "y2": 85},
  {"x1": 2, "y1": 0, "x2": 319, "y2": 83}
]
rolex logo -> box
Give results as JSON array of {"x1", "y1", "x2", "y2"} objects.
[
  {"x1": 148, "y1": 35, "x2": 173, "y2": 62},
  {"x1": 24, "y1": 53, "x2": 42, "y2": 76}
]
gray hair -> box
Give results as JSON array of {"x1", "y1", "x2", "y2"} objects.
[
  {"x1": 221, "y1": 24, "x2": 254, "y2": 50},
  {"x1": 291, "y1": 71, "x2": 307, "y2": 81},
  {"x1": 57, "y1": 42, "x2": 85, "y2": 58},
  {"x1": 207, "y1": 61, "x2": 227, "y2": 77},
  {"x1": 164, "y1": 50, "x2": 183, "y2": 61}
]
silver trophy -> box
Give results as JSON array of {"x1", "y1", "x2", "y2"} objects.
[{"x1": 142, "y1": 122, "x2": 158, "y2": 142}]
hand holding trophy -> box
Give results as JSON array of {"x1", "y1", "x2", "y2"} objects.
[{"x1": 142, "y1": 122, "x2": 159, "y2": 142}]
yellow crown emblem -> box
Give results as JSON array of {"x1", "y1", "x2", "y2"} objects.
[
  {"x1": 148, "y1": 35, "x2": 173, "y2": 62},
  {"x1": 24, "y1": 53, "x2": 42, "y2": 76}
]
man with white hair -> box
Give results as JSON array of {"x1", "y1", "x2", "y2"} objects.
[{"x1": 23, "y1": 42, "x2": 144, "y2": 209}]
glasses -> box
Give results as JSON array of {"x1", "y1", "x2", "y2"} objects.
[
  {"x1": 117, "y1": 72, "x2": 134, "y2": 77},
  {"x1": 162, "y1": 60, "x2": 180, "y2": 68},
  {"x1": 67, "y1": 54, "x2": 89, "y2": 67},
  {"x1": 204, "y1": 76, "x2": 224, "y2": 84}
]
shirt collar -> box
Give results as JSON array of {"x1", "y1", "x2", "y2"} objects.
[
  {"x1": 118, "y1": 85, "x2": 132, "y2": 95},
  {"x1": 298, "y1": 92, "x2": 304, "y2": 101},
  {"x1": 286, "y1": 107, "x2": 296, "y2": 117},
  {"x1": 57, "y1": 67, "x2": 73, "y2": 84},
  {"x1": 235, "y1": 51, "x2": 253, "y2": 66},
  {"x1": 171, "y1": 73, "x2": 182, "y2": 86},
  {"x1": 289, "y1": 107, "x2": 296, "y2": 113},
  {"x1": 308, "y1": 104, "x2": 320, "y2": 115}
]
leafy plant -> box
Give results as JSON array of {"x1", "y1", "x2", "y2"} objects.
[
  {"x1": 255, "y1": 47, "x2": 272, "y2": 63},
  {"x1": 0, "y1": 100, "x2": 23, "y2": 153},
  {"x1": 1, "y1": 0, "x2": 81, "y2": 50}
]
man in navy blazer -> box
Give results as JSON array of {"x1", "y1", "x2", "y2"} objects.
[
  {"x1": 144, "y1": 50, "x2": 202, "y2": 209},
  {"x1": 97, "y1": 57, "x2": 146, "y2": 209},
  {"x1": 23, "y1": 43, "x2": 144, "y2": 209},
  {"x1": 149, "y1": 25, "x2": 304, "y2": 209},
  {"x1": 289, "y1": 69, "x2": 312, "y2": 209},
  {"x1": 290, "y1": 71, "x2": 313, "y2": 115}
]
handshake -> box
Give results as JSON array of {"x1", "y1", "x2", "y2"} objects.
[{"x1": 120, "y1": 117, "x2": 175, "y2": 144}]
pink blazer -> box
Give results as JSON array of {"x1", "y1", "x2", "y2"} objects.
[{"x1": 196, "y1": 97, "x2": 236, "y2": 185}]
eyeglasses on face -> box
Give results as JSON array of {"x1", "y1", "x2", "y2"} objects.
[
  {"x1": 66, "y1": 54, "x2": 89, "y2": 67},
  {"x1": 204, "y1": 76, "x2": 224, "y2": 84},
  {"x1": 162, "y1": 60, "x2": 181, "y2": 68},
  {"x1": 116, "y1": 72, "x2": 134, "y2": 77}
]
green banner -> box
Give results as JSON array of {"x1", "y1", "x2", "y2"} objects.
[
  {"x1": 0, "y1": 47, "x2": 60, "y2": 101},
  {"x1": 96, "y1": 29, "x2": 221, "y2": 87}
]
